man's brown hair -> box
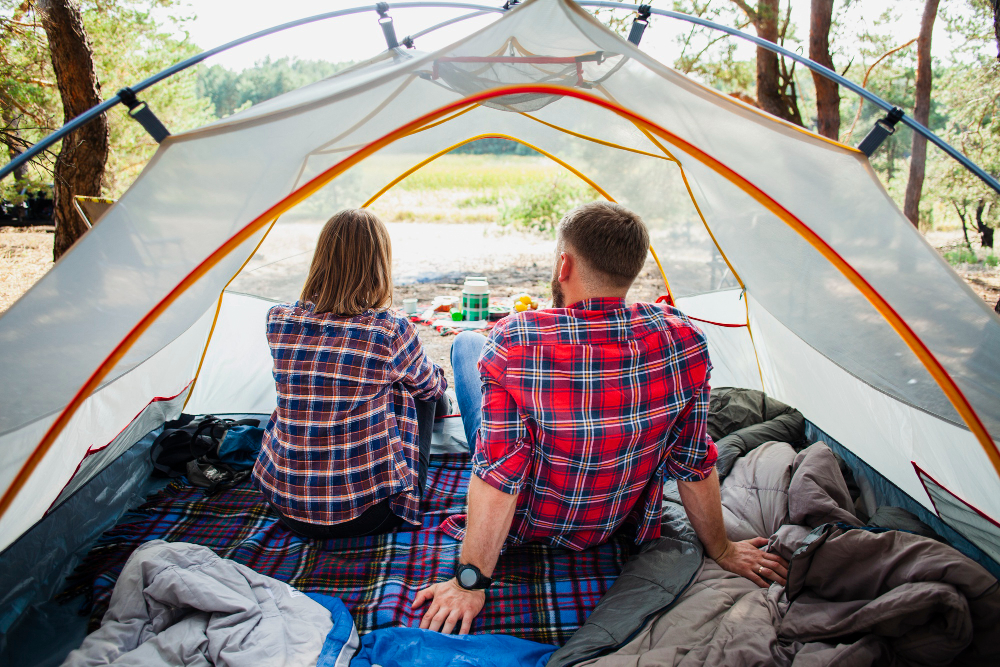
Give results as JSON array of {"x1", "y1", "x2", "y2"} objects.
[
  {"x1": 301, "y1": 208, "x2": 393, "y2": 316},
  {"x1": 557, "y1": 202, "x2": 649, "y2": 288}
]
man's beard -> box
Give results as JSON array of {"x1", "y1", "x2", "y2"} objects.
[{"x1": 551, "y1": 276, "x2": 565, "y2": 308}]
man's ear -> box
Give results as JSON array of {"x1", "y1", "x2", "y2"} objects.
[{"x1": 558, "y1": 252, "x2": 573, "y2": 282}]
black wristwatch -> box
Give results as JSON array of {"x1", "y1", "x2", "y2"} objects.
[{"x1": 455, "y1": 562, "x2": 493, "y2": 590}]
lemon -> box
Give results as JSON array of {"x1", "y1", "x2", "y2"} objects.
[
  {"x1": 517, "y1": 294, "x2": 533, "y2": 305},
  {"x1": 514, "y1": 301, "x2": 529, "y2": 313}
]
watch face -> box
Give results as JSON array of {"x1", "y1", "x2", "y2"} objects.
[{"x1": 459, "y1": 567, "x2": 478, "y2": 588}]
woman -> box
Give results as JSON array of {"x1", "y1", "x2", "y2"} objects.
[{"x1": 253, "y1": 208, "x2": 448, "y2": 539}]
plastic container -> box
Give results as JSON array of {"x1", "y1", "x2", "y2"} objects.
[
  {"x1": 402, "y1": 298, "x2": 418, "y2": 314},
  {"x1": 462, "y1": 276, "x2": 489, "y2": 321}
]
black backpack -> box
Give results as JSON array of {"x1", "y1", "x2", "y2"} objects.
[{"x1": 150, "y1": 415, "x2": 261, "y2": 496}]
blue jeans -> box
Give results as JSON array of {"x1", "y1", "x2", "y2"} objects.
[{"x1": 450, "y1": 332, "x2": 487, "y2": 455}]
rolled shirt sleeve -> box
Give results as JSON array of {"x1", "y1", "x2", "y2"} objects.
[
  {"x1": 662, "y1": 380, "x2": 718, "y2": 482},
  {"x1": 471, "y1": 328, "x2": 532, "y2": 496}
]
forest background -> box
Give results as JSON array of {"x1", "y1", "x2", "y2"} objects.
[{"x1": 1, "y1": 0, "x2": 999, "y2": 307}]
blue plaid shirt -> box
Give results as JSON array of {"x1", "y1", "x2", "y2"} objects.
[{"x1": 253, "y1": 302, "x2": 446, "y2": 526}]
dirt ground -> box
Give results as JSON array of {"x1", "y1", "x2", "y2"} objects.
[
  {"x1": 924, "y1": 230, "x2": 1000, "y2": 306},
  {"x1": 0, "y1": 226, "x2": 54, "y2": 314}
]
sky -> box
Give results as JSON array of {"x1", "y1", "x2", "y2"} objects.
[{"x1": 170, "y1": 0, "x2": 965, "y2": 73}]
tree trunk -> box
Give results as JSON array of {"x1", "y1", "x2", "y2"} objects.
[
  {"x1": 732, "y1": 0, "x2": 802, "y2": 125},
  {"x1": 976, "y1": 199, "x2": 994, "y2": 249},
  {"x1": 953, "y1": 201, "x2": 974, "y2": 251},
  {"x1": 37, "y1": 0, "x2": 108, "y2": 259},
  {"x1": 752, "y1": 0, "x2": 785, "y2": 119},
  {"x1": 809, "y1": 0, "x2": 840, "y2": 140},
  {"x1": 902, "y1": 0, "x2": 940, "y2": 227}
]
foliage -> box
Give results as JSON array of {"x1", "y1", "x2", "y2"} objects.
[
  {"x1": 944, "y1": 247, "x2": 978, "y2": 265},
  {"x1": 457, "y1": 192, "x2": 501, "y2": 208},
  {"x1": 394, "y1": 154, "x2": 558, "y2": 191},
  {"x1": 86, "y1": 1, "x2": 215, "y2": 196},
  {"x1": 0, "y1": 1, "x2": 62, "y2": 195},
  {"x1": 924, "y1": 0, "x2": 999, "y2": 245},
  {"x1": 499, "y1": 175, "x2": 596, "y2": 234},
  {"x1": 451, "y1": 137, "x2": 536, "y2": 156},
  {"x1": 197, "y1": 57, "x2": 353, "y2": 118},
  {"x1": 0, "y1": 0, "x2": 216, "y2": 199}
]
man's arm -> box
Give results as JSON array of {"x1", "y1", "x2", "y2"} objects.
[
  {"x1": 413, "y1": 331, "x2": 530, "y2": 634},
  {"x1": 677, "y1": 468, "x2": 788, "y2": 588},
  {"x1": 411, "y1": 475, "x2": 518, "y2": 634},
  {"x1": 665, "y1": 374, "x2": 788, "y2": 588}
]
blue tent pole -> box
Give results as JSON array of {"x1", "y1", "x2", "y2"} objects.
[
  {"x1": 4, "y1": 0, "x2": 997, "y2": 197},
  {"x1": 0, "y1": 1, "x2": 505, "y2": 184},
  {"x1": 579, "y1": 1, "x2": 1000, "y2": 197}
]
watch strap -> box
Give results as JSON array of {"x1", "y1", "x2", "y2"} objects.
[{"x1": 455, "y1": 562, "x2": 493, "y2": 590}]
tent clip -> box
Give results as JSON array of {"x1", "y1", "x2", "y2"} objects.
[
  {"x1": 117, "y1": 87, "x2": 170, "y2": 143},
  {"x1": 628, "y1": 5, "x2": 652, "y2": 46},
  {"x1": 375, "y1": 3, "x2": 400, "y2": 50},
  {"x1": 857, "y1": 107, "x2": 904, "y2": 157},
  {"x1": 502, "y1": 1, "x2": 520, "y2": 10}
]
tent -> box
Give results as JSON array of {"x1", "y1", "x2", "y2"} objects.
[{"x1": 2, "y1": 0, "x2": 1000, "y2": 655}]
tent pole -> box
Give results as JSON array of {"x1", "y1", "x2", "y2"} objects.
[
  {"x1": 578, "y1": 1, "x2": 1000, "y2": 197},
  {"x1": 0, "y1": 1, "x2": 505, "y2": 183},
  {"x1": 3, "y1": 0, "x2": 996, "y2": 195}
]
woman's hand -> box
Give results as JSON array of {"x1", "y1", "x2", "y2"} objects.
[
  {"x1": 714, "y1": 537, "x2": 789, "y2": 588},
  {"x1": 412, "y1": 578, "x2": 486, "y2": 634}
]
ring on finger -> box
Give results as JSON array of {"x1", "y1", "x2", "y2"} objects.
[{"x1": 758, "y1": 565, "x2": 764, "y2": 575}]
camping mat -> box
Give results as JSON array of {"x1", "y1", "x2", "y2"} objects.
[{"x1": 60, "y1": 453, "x2": 635, "y2": 645}]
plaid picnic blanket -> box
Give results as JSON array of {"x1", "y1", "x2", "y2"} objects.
[
  {"x1": 61, "y1": 454, "x2": 635, "y2": 645},
  {"x1": 408, "y1": 311, "x2": 496, "y2": 337}
]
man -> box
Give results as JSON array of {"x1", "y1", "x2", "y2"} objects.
[{"x1": 412, "y1": 202, "x2": 788, "y2": 635}]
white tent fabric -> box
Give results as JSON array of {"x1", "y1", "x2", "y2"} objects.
[{"x1": 1, "y1": 0, "x2": 998, "y2": 561}]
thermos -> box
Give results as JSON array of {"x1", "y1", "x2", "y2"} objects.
[{"x1": 461, "y1": 276, "x2": 489, "y2": 321}]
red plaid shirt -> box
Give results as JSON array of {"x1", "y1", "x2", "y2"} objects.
[
  {"x1": 443, "y1": 297, "x2": 716, "y2": 551},
  {"x1": 253, "y1": 302, "x2": 446, "y2": 526}
]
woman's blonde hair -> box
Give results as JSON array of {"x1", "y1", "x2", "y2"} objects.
[{"x1": 301, "y1": 209, "x2": 393, "y2": 316}]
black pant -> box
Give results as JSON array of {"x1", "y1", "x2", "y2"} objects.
[{"x1": 273, "y1": 393, "x2": 446, "y2": 540}]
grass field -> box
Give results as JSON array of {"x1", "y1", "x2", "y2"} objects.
[
  {"x1": 366, "y1": 154, "x2": 597, "y2": 229},
  {"x1": 391, "y1": 154, "x2": 559, "y2": 191}
]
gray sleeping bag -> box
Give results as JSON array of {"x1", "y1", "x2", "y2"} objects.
[{"x1": 60, "y1": 540, "x2": 336, "y2": 667}]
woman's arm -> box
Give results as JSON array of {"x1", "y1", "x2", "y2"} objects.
[{"x1": 392, "y1": 315, "x2": 447, "y2": 399}]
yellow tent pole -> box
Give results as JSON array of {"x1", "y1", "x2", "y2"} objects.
[
  {"x1": 519, "y1": 112, "x2": 676, "y2": 163},
  {"x1": 180, "y1": 217, "x2": 282, "y2": 412},
  {"x1": 7, "y1": 83, "x2": 995, "y2": 526},
  {"x1": 647, "y1": 245, "x2": 674, "y2": 305},
  {"x1": 362, "y1": 132, "x2": 615, "y2": 207}
]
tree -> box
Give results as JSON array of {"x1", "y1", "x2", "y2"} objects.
[
  {"x1": 928, "y1": 3, "x2": 999, "y2": 250},
  {"x1": 991, "y1": 0, "x2": 999, "y2": 57},
  {"x1": 37, "y1": 0, "x2": 108, "y2": 259},
  {"x1": 902, "y1": 0, "x2": 941, "y2": 227},
  {"x1": 730, "y1": 0, "x2": 803, "y2": 125},
  {"x1": 1, "y1": 2, "x2": 60, "y2": 198},
  {"x1": 809, "y1": 0, "x2": 839, "y2": 139},
  {"x1": 198, "y1": 58, "x2": 354, "y2": 119}
]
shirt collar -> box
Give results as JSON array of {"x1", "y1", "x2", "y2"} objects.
[{"x1": 567, "y1": 297, "x2": 627, "y2": 312}]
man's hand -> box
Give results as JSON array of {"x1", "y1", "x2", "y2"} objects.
[
  {"x1": 714, "y1": 537, "x2": 789, "y2": 588},
  {"x1": 412, "y1": 578, "x2": 486, "y2": 634}
]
